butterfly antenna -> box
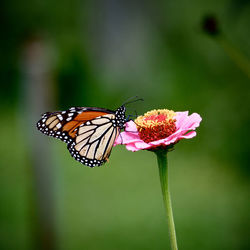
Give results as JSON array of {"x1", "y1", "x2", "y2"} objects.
[
  {"x1": 122, "y1": 96, "x2": 144, "y2": 106},
  {"x1": 118, "y1": 132, "x2": 124, "y2": 144}
]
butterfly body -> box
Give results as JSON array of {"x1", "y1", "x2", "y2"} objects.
[{"x1": 37, "y1": 106, "x2": 126, "y2": 167}]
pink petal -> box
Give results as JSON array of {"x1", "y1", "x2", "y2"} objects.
[
  {"x1": 175, "y1": 111, "x2": 189, "y2": 129},
  {"x1": 125, "y1": 120, "x2": 138, "y2": 132},
  {"x1": 175, "y1": 112, "x2": 202, "y2": 130},
  {"x1": 126, "y1": 144, "x2": 141, "y2": 152},
  {"x1": 149, "y1": 135, "x2": 178, "y2": 147},
  {"x1": 114, "y1": 121, "x2": 140, "y2": 146},
  {"x1": 117, "y1": 131, "x2": 140, "y2": 144},
  {"x1": 135, "y1": 141, "x2": 151, "y2": 149},
  {"x1": 179, "y1": 131, "x2": 197, "y2": 139}
]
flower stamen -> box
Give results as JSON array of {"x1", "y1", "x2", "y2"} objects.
[{"x1": 135, "y1": 109, "x2": 177, "y2": 143}]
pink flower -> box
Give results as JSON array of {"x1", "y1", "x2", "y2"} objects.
[{"x1": 115, "y1": 109, "x2": 202, "y2": 152}]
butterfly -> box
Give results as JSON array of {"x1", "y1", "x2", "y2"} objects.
[{"x1": 36, "y1": 105, "x2": 127, "y2": 167}]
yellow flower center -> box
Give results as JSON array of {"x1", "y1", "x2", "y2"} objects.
[{"x1": 135, "y1": 109, "x2": 177, "y2": 143}]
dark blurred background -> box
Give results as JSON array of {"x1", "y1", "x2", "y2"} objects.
[{"x1": 1, "y1": 0, "x2": 250, "y2": 249}]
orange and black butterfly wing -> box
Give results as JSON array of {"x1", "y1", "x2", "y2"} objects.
[
  {"x1": 67, "y1": 114, "x2": 121, "y2": 167},
  {"x1": 36, "y1": 107, "x2": 114, "y2": 143},
  {"x1": 36, "y1": 106, "x2": 125, "y2": 167}
]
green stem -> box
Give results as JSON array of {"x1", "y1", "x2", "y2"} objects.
[
  {"x1": 155, "y1": 149, "x2": 178, "y2": 250},
  {"x1": 217, "y1": 36, "x2": 250, "y2": 79}
]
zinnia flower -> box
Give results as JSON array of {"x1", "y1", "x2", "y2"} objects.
[
  {"x1": 115, "y1": 109, "x2": 202, "y2": 151},
  {"x1": 116, "y1": 107, "x2": 202, "y2": 250}
]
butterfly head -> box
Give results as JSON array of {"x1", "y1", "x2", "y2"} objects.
[{"x1": 115, "y1": 106, "x2": 126, "y2": 128}]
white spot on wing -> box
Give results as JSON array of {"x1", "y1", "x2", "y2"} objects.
[
  {"x1": 56, "y1": 123, "x2": 62, "y2": 129},
  {"x1": 57, "y1": 115, "x2": 63, "y2": 121}
]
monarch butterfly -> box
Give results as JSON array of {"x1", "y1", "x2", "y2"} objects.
[{"x1": 36, "y1": 98, "x2": 142, "y2": 167}]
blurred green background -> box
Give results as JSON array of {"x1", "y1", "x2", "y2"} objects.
[{"x1": 1, "y1": 0, "x2": 250, "y2": 249}]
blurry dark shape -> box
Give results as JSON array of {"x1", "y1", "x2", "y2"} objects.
[
  {"x1": 20, "y1": 34, "x2": 57, "y2": 250},
  {"x1": 202, "y1": 15, "x2": 220, "y2": 36},
  {"x1": 202, "y1": 14, "x2": 250, "y2": 79}
]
